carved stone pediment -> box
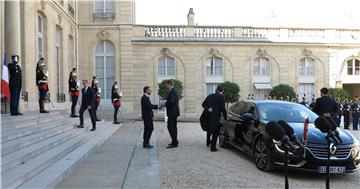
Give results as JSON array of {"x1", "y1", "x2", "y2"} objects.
[
  {"x1": 256, "y1": 48, "x2": 267, "y2": 57},
  {"x1": 97, "y1": 30, "x2": 111, "y2": 40},
  {"x1": 40, "y1": 0, "x2": 46, "y2": 10},
  {"x1": 209, "y1": 48, "x2": 219, "y2": 56},
  {"x1": 160, "y1": 48, "x2": 171, "y2": 55},
  {"x1": 303, "y1": 48, "x2": 312, "y2": 57}
]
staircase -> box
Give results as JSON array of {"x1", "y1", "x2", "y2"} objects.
[{"x1": 1, "y1": 110, "x2": 121, "y2": 189}]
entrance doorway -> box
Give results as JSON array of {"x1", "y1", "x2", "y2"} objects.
[{"x1": 343, "y1": 84, "x2": 360, "y2": 98}]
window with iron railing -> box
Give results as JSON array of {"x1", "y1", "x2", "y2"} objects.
[{"x1": 93, "y1": 0, "x2": 115, "y2": 21}]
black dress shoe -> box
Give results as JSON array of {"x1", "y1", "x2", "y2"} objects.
[
  {"x1": 143, "y1": 144, "x2": 154, "y2": 148},
  {"x1": 96, "y1": 118, "x2": 101, "y2": 121},
  {"x1": 76, "y1": 124, "x2": 84, "y2": 128},
  {"x1": 90, "y1": 127, "x2": 96, "y2": 131},
  {"x1": 206, "y1": 141, "x2": 210, "y2": 147},
  {"x1": 211, "y1": 148, "x2": 218, "y2": 152},
  {"x1": 166, "y1": 144, "x2": 178, "y2": 148},
  {"x1": 71, "y1": 114, "x2": 79, "y2": 118},
  {"x1": 40, "y1": 110, "x2": 49, "y2": 113},
  {"x1": 17, "y1": 112, "x2": 23, "y2": 115}
]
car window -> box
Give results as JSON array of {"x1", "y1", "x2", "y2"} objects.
[
  {"x1": 229, "y1": 101, "x2": 244, "y2": 115},
  {"x1": 257, "y1": 103, "x2": 318, "y2": 123}
]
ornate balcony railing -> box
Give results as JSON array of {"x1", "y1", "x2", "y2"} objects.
[
  {"x1": 137, "y1": 25, "x2": 360, "y2": 44},
  {"x1": 93, "y1": 9, "x2": 115, "y2": 21},
  {"x1": 145, "y1": 25, "x2": 186, "y2": 38}
]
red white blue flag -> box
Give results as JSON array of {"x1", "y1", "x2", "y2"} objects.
[{"x1": 1, "y1": 53, "x2": 10, "y2": 101}]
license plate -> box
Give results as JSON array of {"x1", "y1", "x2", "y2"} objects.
[{"x1": 318, "y1": 166, "x2": 346, "y2": 173}]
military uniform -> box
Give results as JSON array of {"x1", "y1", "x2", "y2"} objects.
[
  {"x1": 7, "y1": 55, "x2": 22, "y2": 115},
  {"x1": 92, "y1": 77, "x2": 101, "y2": 121},
  {"x1": 343, "y1": 102, "x2": 350, "y2": 129},
  {"x1": 36, "y1": 60, "x2": 49, "y2": 113},
  {"x1": 351, "y1": 102, "x2": 359, "y2": 130},
  {"x1": 111, "y1": 83, "x2": 121, "y2": 124},
  {"x1": 68, "y1": 70, "x2": 80, "y2": 117}
]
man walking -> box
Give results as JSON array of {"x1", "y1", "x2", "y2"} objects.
[
  {"x1": 164, "y1": 80, "x2": 180, "y2": 148},
  {"x1": 141, "y1": 86, "x2": 159, "y2": 148},
  {"x1": 8, "y1": 55, "x2": 22, "y2": 116},
  {"x1": 202, "y1": 86, "x2": 227, "y2": 152},
  {"x1": 77, "y1": 80, "x2": 96, "y2": 131},
  {"x1": 313, "y1": 88, "x2": 338, "y2": 123}
]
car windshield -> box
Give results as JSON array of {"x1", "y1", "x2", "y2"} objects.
[{"x1": 257, "y1": 103, "x2": 318, "y2": 123}]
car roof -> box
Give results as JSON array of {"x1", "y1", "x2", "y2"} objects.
[{"x1": 242, "y1": 100, "x2": 298, "y2": 105}]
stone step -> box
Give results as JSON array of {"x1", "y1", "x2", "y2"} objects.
[
  {"x1": 1, "y1": 120, "x2": 77, "y2": 156},
  {"x1": 1, "y1": 115, "x2": 72, "y2": 144},
  {"x1": 1, "y1": 122, "x2": 108, "y2": 189},
  {"x1": 1, "y1": 127, "x2": 80, "y2": 173},
  {"x1": 1, "y1": 110, "x2": 66, "y2": 125},
  {"x1": 1, "y1": 113, "x2": 69, "y2": 132},
  {"x1": 18, "y1": 122, "x2": 121, "y2": 189}
]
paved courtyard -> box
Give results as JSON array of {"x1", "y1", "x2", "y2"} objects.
[{"x1": 58, "y1": 121, "x2": 360, "y2": 189}]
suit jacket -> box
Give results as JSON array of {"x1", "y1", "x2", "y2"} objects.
[
  {"x1": 202, "y1": 92, "x2": 227, "y2": 131},
  {"x1": 81, "y1": 87, "x2": 95, "y2": 107},
  {"x1": 8, "y1": 62, "x2": 22, "y2": 88},
  {"x1": 313, "y1": 95, "x2": 338, "y2": 116},
  {"x1": 141, "y1": 94, "x2": 158, "y2": 120},
  {"x1": 165, "y1": 87, "x2": 180, "y2": 118}
]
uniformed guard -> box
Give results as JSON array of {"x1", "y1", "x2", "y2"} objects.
[
  {"x1": 343, "y1": 99, "x2": 351, "y2": 129},
  {"x1": 111, "y1": 82, "x2": 121, "y2": 124},
  {"x1": 8, "y1": 55, "x2": 23, "y2": 116},
  {"x1": 351, "y1": 97, "x2": 359, "y2": 130},
  {"x1": 91, "y1": 76, "x2": 101, "y2": 121},
  {"x1": 68, "y1": 68, "x2": 80, "y2": 117},
  {"x1": 335, "y1": 97, "x2": 343, "y2": 127},
  {"x1": 300, "y1": 96, "x2": 307, "y2": 106},
  {"x1": 36, "y1": 58, "x2": 49, "y2": 113}
]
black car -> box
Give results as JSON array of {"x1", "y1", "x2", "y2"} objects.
[{"x1": 219, "y1": 100, "x2": 360, "y2": 173}]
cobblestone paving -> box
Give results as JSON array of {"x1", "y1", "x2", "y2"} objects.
[{"x1": 154, "y1": 121, "x2": 360, "y2": 189}]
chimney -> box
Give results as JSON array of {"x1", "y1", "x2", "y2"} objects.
[{"x1": 187, "y1": 8, "x2": 195, "y2": 26}]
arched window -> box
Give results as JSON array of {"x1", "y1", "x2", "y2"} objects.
[
  {"x1": 37, "y1": 15, "x2": 45, "y2": 60},
  {"x1": 253, "y1": 57, "x2": 270, "y2": 76},
  {"x1": 158, "y1": 56, "x2": 175, "y2": 77},
  {"x1": 55, "y1": 26, "x2": 62, "y2": 95},
  {"x1": 206, "y1": 56, "x2": 223, "y2": 77},
  {"x1": 347, "y1": 58, "x2": 360, "y2": 75},
  {"x1": 299, "y1": 57, "x2": 315, "y2": 76},
  {"x1": 94, "y1": 41, "x2": 115, "y2": 99}
]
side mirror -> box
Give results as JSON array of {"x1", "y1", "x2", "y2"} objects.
[{"x1": 243, "y1": 112, "x2": 254, "y2": 121}]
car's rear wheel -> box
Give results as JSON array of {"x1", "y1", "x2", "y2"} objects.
[
  {"x1": 253, "y1": 137, "x2": 275, "y2": 171},
  {"x1": 219, "y1": 124, "x2": 230, "y2": 148}
]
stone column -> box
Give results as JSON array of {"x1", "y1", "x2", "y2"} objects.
[{"x1": 5, "y1": 0, "x2": 21, "y2": 59}]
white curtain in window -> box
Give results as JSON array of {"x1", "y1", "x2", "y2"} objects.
[
  {"x1": 206, "y1": 83, "x2": 219, "y2": 96},
  {"x1": 94, "y1": 0, "x2": 114, "y2": 13},
  {"x1": 94, "y1": 41, "x2": 115, "y2": 99},
  {"x1": 37, "y1": 15, "x2": 44, "y2": 60},
  {"x1": 299, "y1": 58, "x2": 315, "y2": 76},
  {"x1": 298, "y1": 83, "x2": 314, "y2": 103},
  {"x1": 207, "y1": 57, "x2": 223, "y2": 77},
  {"x1": 253, "y1": 57, "x2": 269, "y2": 76},
  {"x1": 56, "y1": 27, "x2": 62, "y2": 94},
  {"x1": 158, "y1": 56, "x2": 175, "y2": 77}
]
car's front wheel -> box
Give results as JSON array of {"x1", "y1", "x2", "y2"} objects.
[
  {"x1": 219, "y1": 124, "x2": 230, "y2": 148},
  {"x1": 253, "y1": 137, "x2": 275, "y2": 171}
]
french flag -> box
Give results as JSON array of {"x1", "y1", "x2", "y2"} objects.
[{"x1": 1, "y1": 53, "x2": 10, "y2": 101}]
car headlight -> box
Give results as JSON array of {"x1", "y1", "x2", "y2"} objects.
[{"x1": 353, "y1": 140, "x2": 360, "y2": 159}]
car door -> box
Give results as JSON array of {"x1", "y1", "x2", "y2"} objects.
[
  {"x1": 241, "y1": 102, "x2": 258, "y2": 145},
  {"x1": 226, "y1": 102, "x2": 244, "y2": 140}
]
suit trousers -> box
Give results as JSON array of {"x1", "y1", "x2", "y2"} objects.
[
  {"x1": 94, "y1": 102, "x2": 99, "y2": 119},
  {"x1": 143, "y1": 119, "x2": 154, "y2": 145},
  {"x1": 353, "y1": 112, "x2": 359, "y2": 130},
  {"x1": 9, "y1": 86, "x2": 21, "y2": 114},
  {"x1": 79, "y1": 105, "x2": 96, "y2": 128},
  {"x1": 344, "y1": 113, "x2": 350, "y2": 129},
  {"x1": 71, "y1": 96, "x2": 79, "y2": 115},
  {"x1": 167, "y1": 116, "x2": 178, "y2": 145},
  {"x1": 208, "y1": 127, "x2": 220, "y2": 150}
]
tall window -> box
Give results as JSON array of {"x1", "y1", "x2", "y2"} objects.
[
  {"x1": 37, "y1": 15, "x2": 45, "y2": 60},
  {"x1": 347, "y1": 58, "x2": 360, "y2": 75},
  {"x1": 95, "y1": 41, "x2": 115, "y2": 99},
  {"x1": 207, "y1": 57, "x2": 223, "y2": 77},
  {"x1": 298, "y1": 83, "x2": 315, "y2": 103},
  {"x1": 158, "y1": 56, "x2": 175, "y2": 77},
  {"x1": 68, "y1": 36, "x2": 74, "y2": 69},
  {"x1": 299, "y1": 57, "x2": 315, "y2": 76},
  {"x1": 253, "y1": 57, "x2": 270, "y2": 76},
  {"x1": 206, "y1": 83, "x2": 219, "y2": 96},
  {"x1": 56, "y1": 27, "x2": 62, "y2": 94},
  {"x1": 93, "y1": 0, "x2": 115, "y2": 20}
]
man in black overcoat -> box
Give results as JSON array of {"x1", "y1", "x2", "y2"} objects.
[
  {"x1": 141, "y1": 86, "x2": 159, "y2": 148},
  {"x1": 202, "y1": 86, "x2": 227, "y2": 152},
  {"x1": 164, "y1": 80, "x2": 180, "y2": 148}
]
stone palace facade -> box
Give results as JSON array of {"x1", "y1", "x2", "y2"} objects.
[{"x1": 1, "y1": 0, "x2": 360, "y2": 118}]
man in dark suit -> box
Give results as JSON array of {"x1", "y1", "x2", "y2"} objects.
[
  {"x1": 77, "y1": 80, "x2": 96, "y2": 131},
  {"x1": 141, "y1": 86, "x2": 159, "y2": 148},
  {"x1": 164, "y1": 80, "x2": 180, "y2": 148},
  {"x1": 8, "y1": 55, "x2": 22, "y2": 116},
  {"x1": 313, "y1": 87, "x2": 338, "y2": 123},
  {"x1": 202, "y1": 86, "x2": 227, "y2": 152}
]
